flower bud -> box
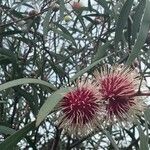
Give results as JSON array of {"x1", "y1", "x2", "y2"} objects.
[
  {"x1": 72, "y1": 2, "x2": 83, "y2": 10},
  {"x1": 52, "y1": 3, "x2": 60, "y2": 12},
  {"x1": 28, "y1": 10, "x2": 38, "y2": 17},
  {"x1": 64, "y1": 15, "x2": 71, "y2": 22}
]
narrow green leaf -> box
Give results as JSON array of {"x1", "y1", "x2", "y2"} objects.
[
  {"x1": 16, "y1": 88, "x2": 37, "y2": 116},
  {"x1": 114, "y1": 0, "x2": 134, "y2": 48},
  {"x1": 36, "y1": 87, "x2": 70, "y2": 126},
  {"x1": 0, "y1": 30, "x2": 23, "y2": 36},
  {"x1": 69, "y1": 51, "x2": 117, "y2": 82},
  {"x1": 77, "y1": 15, "x2": 87, "y2": 35},
  {"x1": 126, "y1": 0, "x2": 150, "y2": 65},
  {"x1": 138, "y1": 123, "x2": 149, "y2": 150},
  {"x1": 102, "y1": 129, "x2": 119, "y2": 150},
  {"x1": 53, "y1": 23, "x2": 71, "y2": 36},
  {"x1": 58, "y1": 0, "x2": 65, "y2": 20},
  {"x1": 70, "y1": 59, "x2": 102, "y2": 82},
  {"x1": 0, "y1": 78, "x2": 57, "y2": 92},
  {"x1": 131, "y1": 0, "x2": 145, "y2": 44},
  {"x1": 50, "y1": 27, "x2": 76, "y2": 46},
  {"x1": 70, "y1": 49, "x2": 121, "y2": 82},
  {"x1": 93, "y1": 42, "x2": 111, "y2": 62},
  {"x1": 0, "y1": 48, "x2": 17, "y2": 64},
  {"x1": 43, "y1": 9, "x2": 52, "y2": 36},
  {"x1": 88, "y1": 0, "x2": 93, "y2": 11},
  {"x1": 0, "y1": 126, "x2": 16, "y2": 135},
  {"x1": 53, "y1": 23, "x2": 77, "y2": 47},
  {"x1": 0, "y1": 121, "x2": 35, "y2": 150},
  {"x1": 144, "y1": 112, "x2": 149, "y2": 149},
  {"x1": 16, "y1": 37, "x2": 37, "y2": 46},
  {"x1": 144, "y1": 108, "x2": 150, "y2": 124},
  {"x1": 11, "y1": 0, "x2": 31, "y2": 10},
  {"x1": 48, "y1": 60, "x2": 67, "y2": 78},
  {"x1": 96, "y1": 0, "x2": 111, "y2": 14},
  {"x1": 7, "y1": 8, "x2": 24, "y2": 19},
  {"x1": 0, "y1": 48, "x2": 19, "y2": 72},
  {"x1": 21, "y1": 3, "x2": 35, "y2": 9}
]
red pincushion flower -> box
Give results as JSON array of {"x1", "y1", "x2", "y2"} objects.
[
  {"x1": 58, "y1": 80, "x2": 103, "y2": 135},
  {"x1": 95, "y1": 66, "x2": 144, "y2": 122}
]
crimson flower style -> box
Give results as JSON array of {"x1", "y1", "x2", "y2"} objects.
[
  {"x1": 58, "y1": 80, "x2": 103, "y2": 135},
  {"x1": 95, "y1": 66, "x2": 144, "y2": 122}
]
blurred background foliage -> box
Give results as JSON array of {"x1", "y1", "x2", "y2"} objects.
[{"x1": 0, "y1": 0, "x2": 150, "y2": 149}]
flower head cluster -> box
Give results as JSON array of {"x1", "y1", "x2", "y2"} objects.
[
  {"x1": 95, "y1": 66, "x2": 144, "y2": 122},
  {"x1": 58, "y1": 80, "x2": 104, "y2": 135},
  {"x1": 58, "y1": 65, "x2": 145, "y2": 136}
]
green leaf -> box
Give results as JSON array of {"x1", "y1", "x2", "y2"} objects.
[
  {"x1": 0, "y1": 121, "x2": 35, "y2": 150},
  {"x1": 0, "y1": 48, "x2": 17, "y2": 65},
  {"x1": 93, "y1": 42, "x2": 111, "y2": 62},
  {"x1": 88, "y1": 0, "x2": 93, "y2": 11},
  {"x1": 131, "y1": 0, "x2": 145, "y2": 44},
  {"x1": 50, "y1": 27, "x2": 76, "y2": 46},
  {"x1": 53, "y1": 23, "x2": 77, "y2": 47},
  {"x1": 70, "y1": 59, "x2": 101, "y2": 82},
  {"x1": 70, "y1": 52, "x2": 116, "y2": 82},
  {"x1": 16, "y1": 88, "x2": 38, "y2": 116},
  {"x1": 0, "y1": 48, "x2": 19, "y2": 72},
  {"x1": 43, "y1": 9, "x2": 52, "y2": 36},
  {"x1": 70, "y1": 49, "x2": 121, "y2": 82},
  {"x1": 0, "y1": 78, "x2": 57, "y2": 92},
  {"x1": 58, "y1": 0, "x2": 65, "y2": 20},
  {"x1": 16, "y1": 37, "x2": 37, "y2": 46},
  {"x1": 138, "y1": 123, "x2": 149, "y2": 150},
  {"x1": 102, "y1": 129, "x2": 119, "y2": 150},
  {"x1": 0, "y1": 126, "x2": 16, "y2": 135},
  {"x1": 36, "y1": 87, "x2": 70, "y2": 126},
  {"x1": 96, "y1": 0, "x2": 111, "y2": 14},
  {"x1": 126, "y1": 0, "x2": 150, "y2": 65},
  {"x1": 48, "y1": 60, "x2": 67, "y2": 78},
  {"x1": 3, "y1": 7, "x2": 24, "y2": 19},
  {"x1": 114, "y1": 0, "x2": 134, "y2": 48},
  {"x1": 144, "y1": 108, "x2": 150, "y2": 124},
  {"x1": 11, "y1": 0, "x2": 31, "y2": 10},
  {"x1": 0, "y1": 30, "x2": 23, "y2": 36},
  {"x1": 77, "y1": 15, "x2": 87, "y2": 35}
]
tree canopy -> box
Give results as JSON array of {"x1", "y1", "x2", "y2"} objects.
[{"x1": 0, "y1": 0, "x2": 150, "y2": 149}]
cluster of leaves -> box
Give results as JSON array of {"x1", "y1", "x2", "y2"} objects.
[{"x1": 0, "y1": 0, "x2": 150, "y2": 149}]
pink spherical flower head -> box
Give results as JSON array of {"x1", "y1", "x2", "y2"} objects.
[
  {"x1": 58, "y1": 79, "x2": 104, "y2": 136},
  {"x1": 95, "y1": 65, "x2": 144, "y2": 123}
]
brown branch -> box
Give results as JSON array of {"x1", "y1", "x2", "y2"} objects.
[
  {"x1": 68, "y1": 131, "x2": 95, "y2": 149},
  {"x1": 51, "y1": 127, "x2": 62, "y2": 150},
  {"x1": 131, "y1": 91, "x2": 150, "y2": 97},
  {"x1": 0, "y1": 6, "x2": 49, "y2": 28}
]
